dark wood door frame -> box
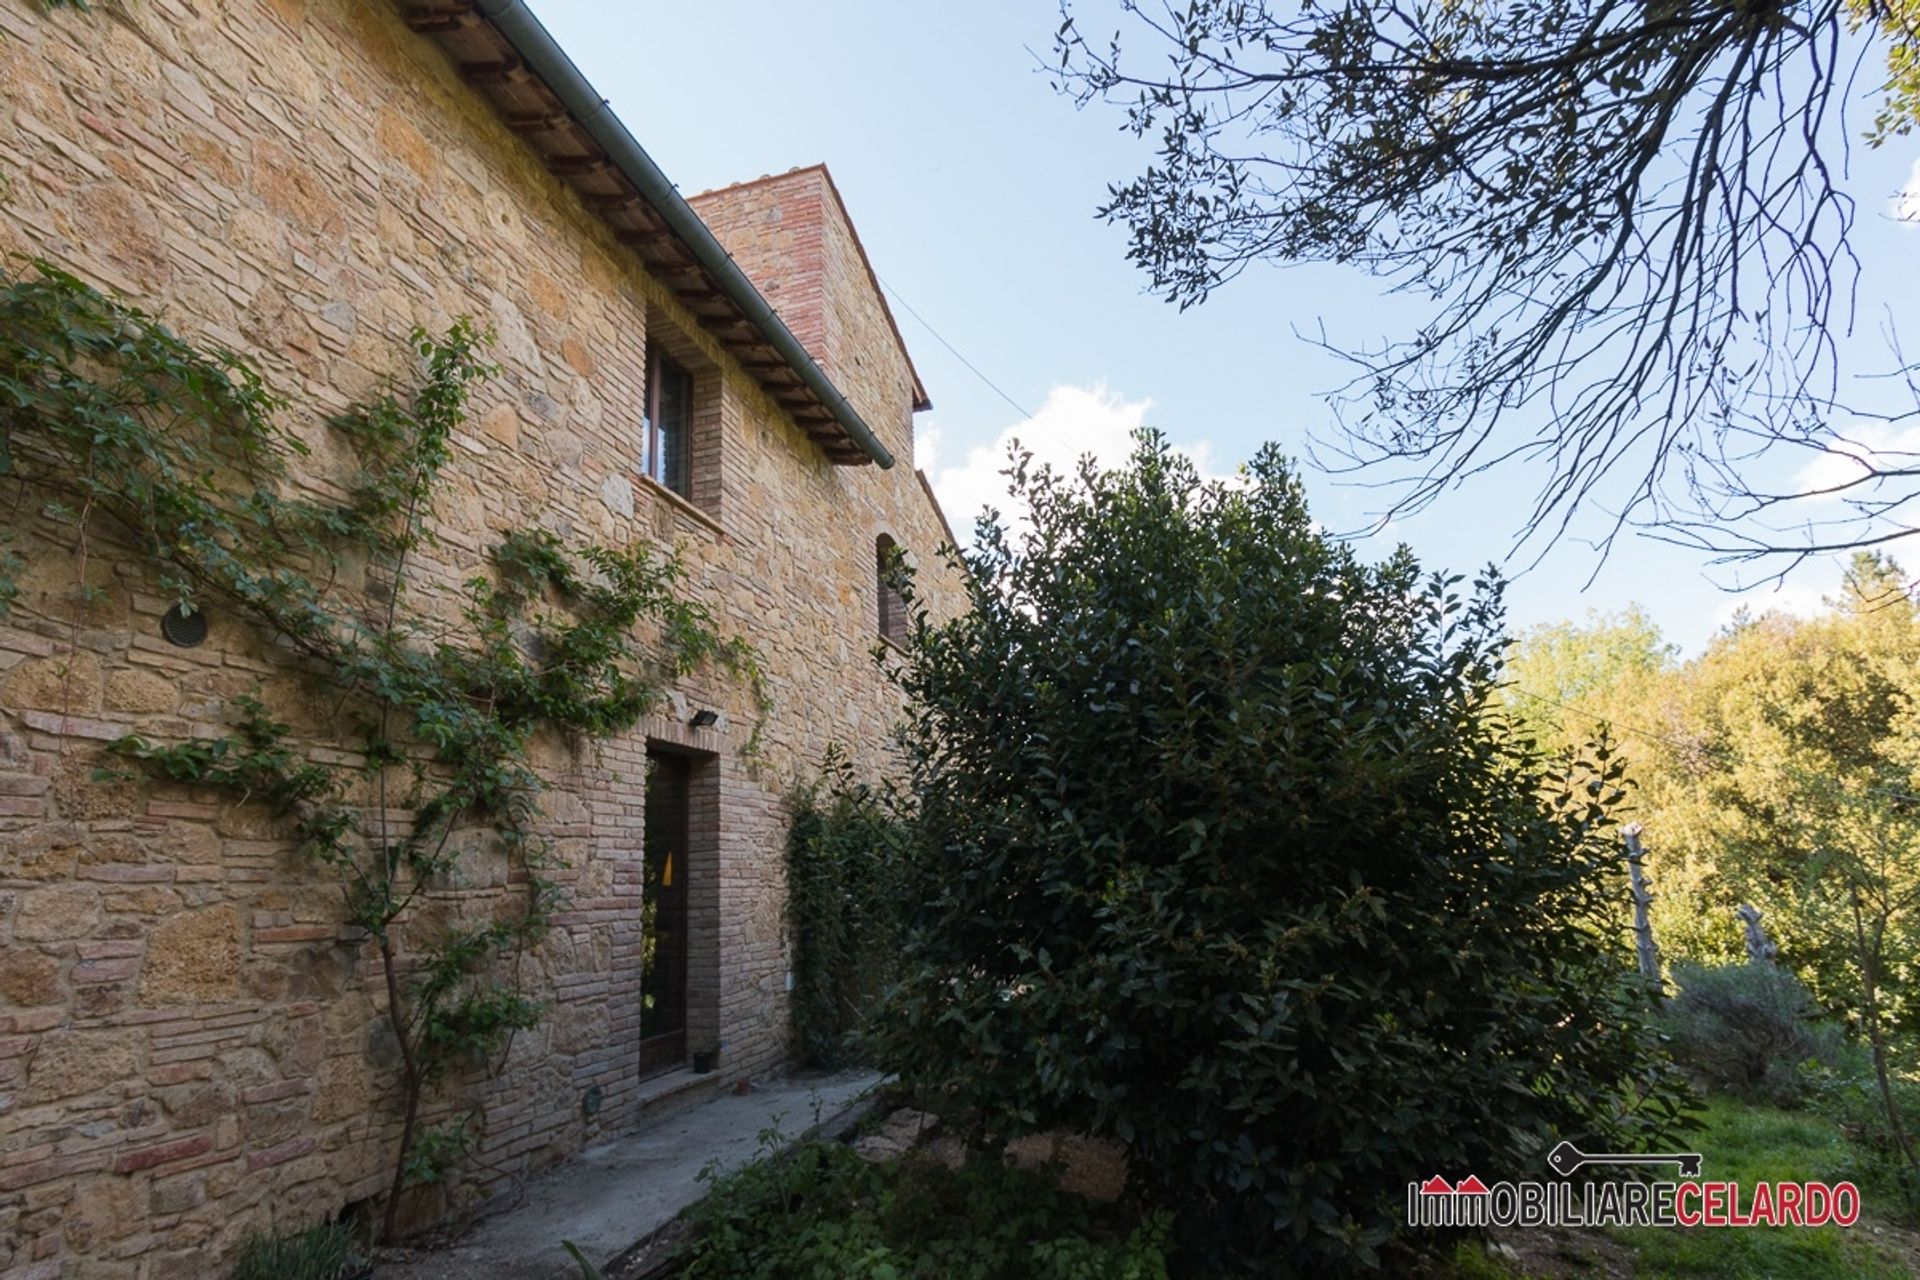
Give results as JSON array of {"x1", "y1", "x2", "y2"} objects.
[{"x1": 639, "y1": 749, "x2": 691, "y2": 1077}]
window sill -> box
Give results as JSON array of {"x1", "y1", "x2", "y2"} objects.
[{"x1": 638, "y1": 472, "x2": 727, "y2": 541}]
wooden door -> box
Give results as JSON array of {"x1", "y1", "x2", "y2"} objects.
[{"x1": 640, "y1": 751, "x2": 691, "y2": 1076}]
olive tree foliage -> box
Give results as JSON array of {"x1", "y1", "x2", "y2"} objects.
[
  {"x1": 875, "y1": 434, "x2": 1689, "y2": 1275},
  {"x1": 1052, "y1": 0, "x2": 1920, "y2": 568},
  {"x1": 1503, "y1": 555, "x2": 1920, "y2": 1023},
  {"x1": 1503, "y1": 605, "x2": 1677, "y2": 746},
  {"x1": 1799, "y1": 773, "x2": 1920, "y2": 1187}
]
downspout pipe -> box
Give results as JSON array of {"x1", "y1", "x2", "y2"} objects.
[{"x1": 473, "y1": 0, "x2": 896, "y2": 470}]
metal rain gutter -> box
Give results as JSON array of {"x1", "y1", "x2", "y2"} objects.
[{"x1": 472, "y1": 0, "x2": 896, "y2": 470}]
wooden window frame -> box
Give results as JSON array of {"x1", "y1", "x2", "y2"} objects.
[{"x1": 643, "y1": 343, "x2": 694, "y2": 500}]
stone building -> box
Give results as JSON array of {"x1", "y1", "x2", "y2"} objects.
[{"x1": 0, "y1": 0, "x2": 964, "y2": 1274}]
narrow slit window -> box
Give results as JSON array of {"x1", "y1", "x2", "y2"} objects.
[
  {"x1": 644, "y1": 345, "x2": 694, "y2": 498},
  {"x1": 877, "y1": 534, "x2": 909, "y2": 646}
]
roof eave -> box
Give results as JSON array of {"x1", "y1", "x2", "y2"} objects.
[{"x1": 396, "y1": 0, "x2": 895, "y2": 469}]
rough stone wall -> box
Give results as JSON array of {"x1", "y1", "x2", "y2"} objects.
[{"x1": 0, "y1": 1, "x2": 963, "y2": 1276}]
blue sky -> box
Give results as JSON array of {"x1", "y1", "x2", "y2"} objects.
[{"x1": 528, "y1": 1, "x2": 1920, "y2": 655}]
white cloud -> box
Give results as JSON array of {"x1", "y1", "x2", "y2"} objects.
[
  {"x1": 1898, "y1": 158, "x2": 1920, "y2": 224},
  {"x1": 926, "y1": 384, "x2": 1230, "y2": 546},
  {"x1": 916, "y1": 420, "x2": 943, "y2": 478},
  {"x1": 1793, "y1": 421, "x2": 1920, "y2": 501}
]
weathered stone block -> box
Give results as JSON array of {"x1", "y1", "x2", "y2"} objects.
[
  {"x1": 481, "y1": 401, "x2": 519, "y2": 448},
  {"x1": 243, "y1": 1098, "x2": 308, "y2": 1146},
  {"x1": 78, "y1": 832, "x2": 146, "y2": 865},
  {"x1": 22, "y1": 1030, "x2": 138, "y2": 1104},
  {"x1": 72, "y1": 180, "x2": 169, "y2": 293},
  {"x1": 52, "y1": 749, "x2": 144, "y2": 820},
  {"x1": 0, "y1": 949, "x2": 63, "y2": 1006},
  {"x1": 270, "y1": 1015, "x2": 325, "y2": 1079},
  {"x1": 0, "y1": 829, "x2": 81, "y2": 881},
  {"x1": 150, "y1": 1171, "x2": 208, "y2": 1216},
  {"x1": 1, "y1": 651, "x2": 103, "y2": 712},
  {"x1": 75, "y1": 983, "x2": 131, "y2": 1018},
  {"x1": 13, "y1": 884, "x2": 102, "y2": 942},
  {"x1": 140, "y1": 905, "x2": 240, "y2": 1006},
  {"x1": 103, "y1": 885, "x2": 182, "y2": 915},
  {"x1": 246, "y1": 1134, "x2": 318, "y2": 1170},
  {"x1": 72, "y1": 958, "x2": 139, "y2": 984},
  {"x1": 103, "y1": 667, "x2": 175, "y2": 713},
  {"x1": 157, "y1": 1082, "x2": 233, "y2": 1129},
  {"x1": 310, "y1": 1053, "x2": 372, "y2": 1125},
  {"x1": 62, "y1": 1174, "x2": 142, "y2": 1249},
  {"x1": 157, "y1": 824, "x2": 221, "y2": 865}
]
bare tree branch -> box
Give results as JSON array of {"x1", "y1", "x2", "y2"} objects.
[{"x1": 1054, "y1": 0, "x2": 1919, "y2": 570}]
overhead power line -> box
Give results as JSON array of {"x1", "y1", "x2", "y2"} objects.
[{"x1": 875, "y1": 272, "x2": 1035, "y2": 422}]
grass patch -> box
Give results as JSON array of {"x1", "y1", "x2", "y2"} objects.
[
  {"x1": 231, "y1": 1222, "x2": 363, "y2": 1280},
  {"x1": 1673, "y1": 1096, "x2": 1857, "y2": 1186},
  {"x1": 1621, "y1": 1227, "x2": 1903, "y2": 1280},
  {"x1": 1429, "y1": 1098, "x2": 1915, "y2": 1279},
  {"x1": 675, "y1": 1139, "x2": 1170, "y2": 1279},
  {"x1": 1609, "y1": 1098, "x2": 1904, "y2": 1280}
]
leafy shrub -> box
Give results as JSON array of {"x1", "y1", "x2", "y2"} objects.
[
  {"x1": 787, "y1": 751, "x2": 910, "y2": 1067},
  {"x1": 1663, "y1": 961, "x2": 1836, "y2": 1104},
  {"x1": 680, "y1": 1138, "x2": 1170, "y2": 1279},
  {"x1": 231, "y1": 1223, "x2": 359, "y2": 1280},
  {"x1": 1802, "y1": 1045, "x2": 1920, "y2": 1222},
  {"x1": 875, "y1": 436, "x2": 1690, "y2": 1274}
]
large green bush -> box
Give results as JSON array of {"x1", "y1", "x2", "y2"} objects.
[{"x1": 875, "y1": 436, "x2": 1689, "y2": 1274}]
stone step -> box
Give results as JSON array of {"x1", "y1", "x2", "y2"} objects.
[{"x1": 626, "y1": 1067, "x2": 726, "y2": 1133}]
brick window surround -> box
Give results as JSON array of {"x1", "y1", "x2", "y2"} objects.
[
  {"x1": 640, "y1": 312, "x2": 722, "y2": 518},
  {"x1": 876, "y1": 534, "x2": 909, "y2": 647}
]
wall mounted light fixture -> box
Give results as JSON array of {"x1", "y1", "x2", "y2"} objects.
[{"x1": 688, "y1": 709, "x2": 719, "y2": 729}]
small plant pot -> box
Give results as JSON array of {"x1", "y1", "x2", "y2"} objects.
[{"x1": 692, "y1": 1050, "x2": 718, "y2": 1074}]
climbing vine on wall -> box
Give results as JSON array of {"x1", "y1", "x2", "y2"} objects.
[
  {"x1": 0, "y1": 260, "x2": 763, "y2": 1240},
  {"x1": 785, "y1": 747, "x2": 911, "y2": 1069}
]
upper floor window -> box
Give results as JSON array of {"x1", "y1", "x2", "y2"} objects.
[
  {"x1": 877, "y1": 534, "x2": 909, "y2": 647},
  {"x1": 644, "y1": 344, "x2": 694, "y2": 498}
]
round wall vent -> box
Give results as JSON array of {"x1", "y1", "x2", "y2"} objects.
[{"x1": 161, "y1": 603, "x2": 208, "y2": 648}]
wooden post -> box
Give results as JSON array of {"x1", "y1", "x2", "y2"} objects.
[
  {"x1": 1622, "y1": 823, "x2": 1663, "y2": 987},
  {"x1": 1736, "y1": 903, "x2": 1777, "y2": 966}
]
